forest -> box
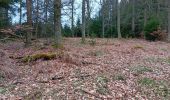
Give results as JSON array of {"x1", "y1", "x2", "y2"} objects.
[{"x1": 0, "y1": 0, "x2": 170, "y2": 99}]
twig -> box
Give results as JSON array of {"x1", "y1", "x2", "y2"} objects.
[{"x1": 75, "y1": 88, "x2": 113, "y2": 100}]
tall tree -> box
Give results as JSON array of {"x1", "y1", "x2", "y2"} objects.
[
  {"x1": 26, "y1": 0, "x2": 32, "y2": 45},
  {"x1": 82, "y1": 0, "x2": 86, "y2": 42},
  {"x1": 19, "y1": 0, "x2": 22, "y2": 25},
  {"x1": 101, "y1": 0, "x2": 105, "y2": 38},
  {"x1": 131, "y1": 0, "x2": 135, "y2": 35},
  {"x1": 71, "y1": 0, "x2": 75, "y2": 37},
  {"x1": 86, "y1": 0, "x2": 90, "y2": 37},
  {"x1": 54, "y1": 0, "x2": 62, "y2": 45},
  {"x1": 117, "y1": 0, "x2": 121, "y2": 38},
  {"x1": 35, "y1": 0, "x2": 39, "y2": 38},
  {"x1": 168, "y1": 0, "x2": 170, "y2": 41}
]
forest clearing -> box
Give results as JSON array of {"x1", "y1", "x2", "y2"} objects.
[
  {"x1": 0, "y1": 38, "x2": 170, "y2": 99},
  {"x1": 1, "y1": 0, "x2": 170, "y2": 99}
]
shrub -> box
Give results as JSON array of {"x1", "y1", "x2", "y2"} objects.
[{"x1": 144, "y1": 18, "x2": 160, "y2": 41}]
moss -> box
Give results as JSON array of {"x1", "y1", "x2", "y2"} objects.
[
  {"x1": 138, "y1": 78, "x2": 156, "y2": 87},
  {"x1": 96, "y1": 75, "x2": 109, "y2": 95},
  {"x1": 0, "y1": 87, "x2": 6, "y2": 94},
  {"x1": 24, "y1": 91, "x2": 43, "y2": 100},
  {"x1": 113, "y1": 74, "x2": 126, "y2": 81},
  {"x1": 22, "y1": 53, "x2": 56, "y2": 62},
  {"x1": 51, "y1": 44, "x2": 64, "y2": 49},
  {"x1": 131, "y1": 65, "x2": 153, "y2": 75},
  {"x1": 133, "y1": 45, "x2": 144, "y2": 50}
]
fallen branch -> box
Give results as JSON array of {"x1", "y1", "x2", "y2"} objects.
[{"x1": 75, "y1": 89, "x2": 113, "y2": 100}]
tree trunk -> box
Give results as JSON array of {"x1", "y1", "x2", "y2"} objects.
[
  {"x1": 82, "y1": 0, "x2": 86, "y2": 43},
  {"x1": 44, "y1": 0, "x2": 49, "y2": 39},
  {"x1": 19, "y1": 0, "x2": 22, "y2": 25},
  {"x1": 132, "y1": 0, "x2": 135, "y2": 35},
  {"x1": 102, "y1": 0, "x2": 105, "y2": 38},
  {"x1": 86, "y1": 0, "x2": 90, "y2": 38},
  {"x1": 168, "y1": 0, "x2": 170, "y2": 41},
  {"x1": 71, "y1": 0, "x2": 74, "y2": 37},
  {"x1": 117, "y1": 0, "x2": 121, "y2": 38},
  {"x1": 54, "y1": 0, "x2": 62, "y2": 45},
  {"x1": 26, "y1": 0, "x2": 32, "y2": 46},
  {"x1": 35, "y1": 0, "x2": 39, "y2": 39}
]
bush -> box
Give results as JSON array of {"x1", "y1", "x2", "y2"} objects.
[{"x1": 144, "y1": 18, "x2": 160, "y2": 41}]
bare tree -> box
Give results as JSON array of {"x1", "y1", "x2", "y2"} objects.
[
  {"x1": 71, "y1": 0, "x2": 75, "y2": 37},
  {"x1": 131, "y1": 0, "x2": 135, "y2": 35},
  {"x1": 117, "y1": 0, "x2": 121, "y2": 38},
  {"x1": 168, "y1": 0, "x2": 170, "y2": 41},
  {"x1": 82, "y1": 0, "x2": 86, "y2": 42},
  {"x1": 86, "y1": 0, "x2": 91, "y2": 37},
  {"x1": 35, "y1": 0, "x2": 39, "y2": 39},
  {"x1": 54, "y1": 0, "x2": 62, "y2": 45},
  {"x1": 26, "y1": 0, "x2": 32, "y2": 46}
]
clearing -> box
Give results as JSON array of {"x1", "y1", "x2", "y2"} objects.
[{"x1": 0, "y1": 38, "x2": 170, "y2": 99}]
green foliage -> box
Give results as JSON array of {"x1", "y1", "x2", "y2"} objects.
[
  {"x1": 74, "y1": 18, "x2": 82, "y2": 37},
  {"x1": 0, "y1": 0, "x2": 11, "y2": 8},
  {"x1": 62, "y1": 24, "x2": 72, "y2": 37},
  {"x1": 131, "y1": 65, "x2": 153, "y2": 75},
  {"x1": 89, "y1": 18, "x2": 102, "y2": 37},
  {"x1": 0, "y1": 87, "x2": 6, "y2": 94},
  {"x1": 138, "y1": 78, "x2": 156, "y2": 87},
  {"x1": 144, "y1": 18, "x2": 160, "y2": 41},
  {"x1": 96, "y1": 75, "x2": 109, "y2": 95}
]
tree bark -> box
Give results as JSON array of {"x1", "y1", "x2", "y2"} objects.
[
  {"x1": 19, "y1": 0, "x2": 22, "y2": 25},
  {"x1": 54, "y1": 0, "x2": 62, "y2": 45},
  {"x1": 168, "y1": 0, "x2": 170, "y2": 41},
  {"x1": 117, "y1": 0, "x2": 122, "y2": 38},
  {"x1": 71, "y1": 0, "x2": 75, "y2": 37},
  {"x1": 132, "y1": 0, "x2": 135, "y2": 35},
  {"x1": 82, "y1": 0, "x2": 86, "y2": 43},
  {"x1": 86, "y1": 0, "x2": 90, "y2": 37},
  {"x1": 102, "y1": 0, "x2": 105, "y2": 38},
  {"x1": 35, "y1": 0, "x2": 39, "y2": 39},
  {"x1": 26, "y1": 0, "x2": 32, "y2": 46}
]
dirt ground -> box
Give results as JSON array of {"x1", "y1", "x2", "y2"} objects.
[{"x1": 0, "y1": 38, "x2": 170, "y2": 100}]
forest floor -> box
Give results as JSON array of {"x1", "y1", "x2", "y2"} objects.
[{"x1": 0, "y1": 38, "x2": 170, "y2": 99}]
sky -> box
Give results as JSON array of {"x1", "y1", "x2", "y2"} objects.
[{"x1": 12, "y1": 0, "x2": 121, "y2": 26}]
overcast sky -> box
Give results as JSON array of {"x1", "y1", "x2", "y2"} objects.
[{"x1": 12, "y1": 0, "x2": 120, "y2": 26}]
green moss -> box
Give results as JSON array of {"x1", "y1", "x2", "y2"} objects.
[
  {"x1": 113, "y1": 74, "x2": 126, "y2": 81},
  {"x1": 96, "y1": 75, "x2": 109, "y2": 95},
  {"x1": 133, "y1": 45, "x2": 144, "y2": 50},
  {"x1": 0, "y1": 87, "x2": 6, "y2": 94},
  {"x1": 51, "y1": 44, "x2": 64, "y2": 49},
  {"x1": 138, "y1": 78, "x2": 156, "y2": 87},
  {"x1": 22, "y1": 53, "x2": 56, "y2": 62},
  {"x1": 131, "y1": 65, "x2": 153, "y2": 75}
]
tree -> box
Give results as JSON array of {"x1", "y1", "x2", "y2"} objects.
[
  {"x1": 54, "y1": 0, "x2": 62, "y2": 45},
  {"x1": 82, "y1": 0, "x2": 86, "y2": 42},
  {"x1": 117, "y1": 0, "x2": 121, "y2": 38},
  {"x1": 26, "y1": 0, "x2": 32, "y2": 46},
  {"x1": 131, "y1": 0, "x2": 135, "y2": 35},
  {"x1": 168, "y1": 0, "x2": 170, "y2": 41},
  {"x1": 86, "y1": 0, "x2": 91, "y2": 37},
  {"x1": 71, "y1": 0, "x2": 75, "y2": 37}
]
